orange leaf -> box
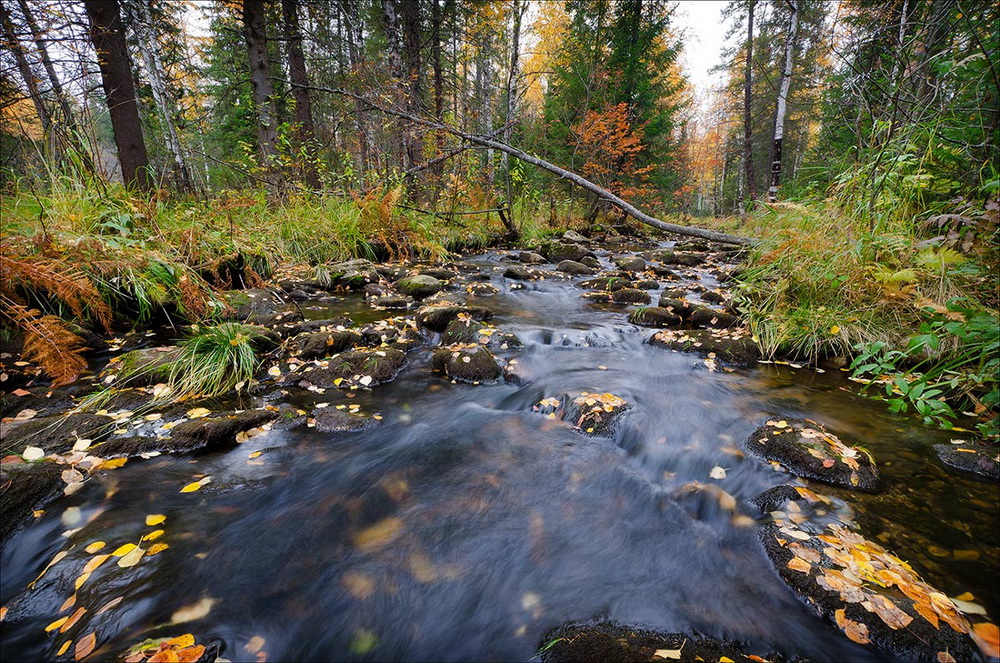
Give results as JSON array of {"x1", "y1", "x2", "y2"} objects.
[
  {"x1": 167, "y1": 634, "x2": 195, "y2": 649},
  {"x1": 176, "y1": 645, "x2": 206, "y2": 662},
  {"x1": 149, "y1": 649, "x2": 179, "y2": 663},
  {"x1": 60, "y1": 607, "x2": 86, "y2": 633},
  {"x1": 75, "y1": 632, "x2": 96, "y2": 661},
  {"x1": 971, "y1": 622, "x2": 1000, "y2": 659}
]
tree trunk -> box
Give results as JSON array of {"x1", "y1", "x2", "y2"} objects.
[
  {"x1": 83, "y1": 0, "x2": 152, "y2": 191},
  {"x1": 0, "y1": 3, "x2": 52, "y2": 134},
  {"x1": 135, "y1": 0, "x2": 193, "y2": 193},
  {"x1": 430, "y1": 0, "x2": 445, "y2": 176},
  {"x1": 242, "y1": 0, "x2": 283, "y2": 186},
  {"x1": 401, "y1": 0, "x2": 422, "y2": 173},
  {"x1": 380, "y1": 0, "x2": 408, "y2": 169},
  {"x1": 767, "y1": 0, "x2": 797, "y2": 203},
  {"x1": 281, "y1": 0, "x2": 321, "y2": 189},
  {"x1": 500, "y1": 0, "x2": 524, "y2": 239},
  {"x1": 742, "y1": 0, "x2": 755, "y2": 209},
  {"x1": 339, "y1": 0, "x2": 372, "y2": 176}
]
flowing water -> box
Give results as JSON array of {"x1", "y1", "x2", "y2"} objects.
[{"x1": 2, "y1": 246, "x2": 997, "y2": 662}]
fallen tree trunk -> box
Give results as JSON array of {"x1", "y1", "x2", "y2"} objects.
[{"x1": 296, "y1": 83, "x2": 755, "y2": 246}]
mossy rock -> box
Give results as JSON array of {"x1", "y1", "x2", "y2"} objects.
[
  {"x1": 932, "y1": 440, "x2": 998, "y2": 481},
  {"x1": 649, "y1": 328, "x2": 759, "y2": 366},
  {"x1": 356, "y1": 319, "x2": 425, "y2": 352},
  {"x1": 653, "y1": 251, "x2": 705, "y2": 266},
  {"x1": 504, "y1": 265, "x2": 540, "y2": 280},
  {"x1": 221, "y1": 288, "x2": 284, "y2": 320},
  {"x1": 369, "y1": 294, "x2": 414, "y2": 310},
  {"x1": 556, "y1": 260, "x2": 596, "y2": 275},
  {"x1": 518, "y1": 251, "x2": 547, "y2": 264},
  {"x1": 611, "y1": 288, "x2": 652, "y2": 304},
  {"x1": 746, "y1": 419, "x2": 878, "y2": 492},
  {"x1": 0, "y1": 460, "x2": 64, "y2": 547},
  {"x1": 627, "y1": 307, "x2": 682, "y2": 328},
  {"x1": 580, "y1": 276, "x2": 632, "y2": 292},
  {"x1": 689, "y1": 307, "x2": 740, "y2": 329},
  {"x1": 753, "y1": 486, "x2": 980, "y2": 661},
  {"x1": 540, "y1": 241, "x2": 594, "y2": 263},
  {"x1": 442, "y1": 318, "x2": 521, "y2": 349},
  {"x1": 0, "y1": 388, "x2": 73, "y2": 420},
  {"x1": 2, "y1": 412, "x2": 115, "y2": 457},
  {"x1": 396, "y1": 275, "x2": 445, "y2": 299},
  {"x1": 580, "y1": 291, "x2": 613, "y2": 303},
  {"x1": 701, "y1": 290, "x2": 727, "y2": 304},
  {"x1": 165, "y1": 409, "x2": 279, "y2": 453},
  {"x1": 613, "y1": 256, "x2": 646, "y2": 272},
  {"x1": 431, "y1": 345, "x2": 502, "y2": 383},
  {"x1": 656, "y1": 297, "x2": 694, "y2": 318},
  {"x1": 533, "y1": 392, "x2": 630, "y2": 437},
  {"x1": 289, "y1": 330, "x2": 363, "y2": 360},
  {"x1": 314, "y1": 408, "x2": 378, "y2": 433},
  {"x1": 415, "y1": 305, "x2": 493, "y2": 332},
  {"x1": 304, "y1": 348, "x2": 407, "y2": 388},
  {"x1": 102, "y1": 347, "x2": 180, "y2": 387}
]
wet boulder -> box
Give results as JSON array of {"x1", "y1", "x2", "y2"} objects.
[
  {"x1": 418, "y1": 267, "x2": 457, "y2": 281},
  {"x1": 442, "y1": 317, "x2": 522, "y2": 349},
  {"x1": 633, "y1": 279, "x2": 659, "y2": 290},
  {"x1": 655, "y1": 251, "x2": 706, "y2": 266},
  {"x1": 611, "y1": 288, "x2": 652, "y2": 305},
  {"x1": 415, "y1": 305, "x2": 493, "y2": 332},
  {"x1": 689, "y1": 307, "x2": 741, "y2": 329},
  {"x1": 746, "y1": 419, "x2": 878, "y2": 492},
  {"x1": 540, "y1": 241, "x2": 594, "y2": 263},
  {"x1": 432, "y1": 345, "x2": 502, "y2": 383},
  {"x1": 356, "y1": 318, "x2": 424, "y2": 352},
  {"x1": 313, "y1": 408, "x2": 378, "y2": 433},
  {"x1": 673, "y1": 240, "x2": 710, "y2": 252},
  {"x1": 579, "y1": 256, "x2": 601, "y2": 269},
  {"x1": 561, "y1": 229, "x2": 590, "y2": 244},
  {"x1": 1, "y1": 388, "x2": 74, "y2": 420},
  {"x1": 504, "y1": 265, "x2": 541, "y2": 281},
  {"x1": 613, "y1": 256, "x2": 646, "y2": 272},
  {"x1": 369, "y1": 294, "x2": 414, "y2": 310},
  {"x1": 657, "y1": 297, "x2": 694, "y2": 319},
  {"x1": 100, "y1": 346, "x2": 180, "y2": 387},
  {"x1": 701, "y1": 290, "x2": 727, "y2": 304},
  {"x1": 580, "y1": 292, "x2": 613, "y2": 303},
  {"x1": 648, "y1": 263, "x2": 679, "y2": 278},
  {"x1": 518, "y1": 251, "x2": 547, "y2": 264},
  {"x1": 288, "y1": 330, "x2": 363, "y2": 360},
  {"x1": 533, "y1": 392, "x2": 630, "y2": 436},
  {"x1": 396, "y1": 275, "x2": 446, "y2": 299},
  {"x1": 580, "y1": 276, "x2": 631, "y2": 292},
  {"x1": 933, "y1": 440, "x2": 999, "y2": 481},
  {"x1": 167, "y1": 409, "x2": 279, "y2": 453},
  {"x1": 754, "y1": 486, "x2": 982, "y2": 662},
  {"x1": 465, "y1": 282, "x2": 500, "y2": 296},
  {"x1": 0, "y1": 460, "x2": 64, "y2": 547},
  {"x1": 660, "y1": 288, "x2": 688, "y2": 299},
  {"x1": 539, "y1": 621, "x2": 770, "y2": 663},
  {"x1": 627, "y1": 307, "x2": 682, "y2": 328},
  {"x1": 649, "y1": 328, "x2": 759, "y2": 366},
  {"x1": 2, "y1": 412, "x2": 114, "y2": 457},
  {"x1": 303, "y1": 348, "x2": 407, "y2": 388},
  {"x1": 556, "y1": 260, "x2": 595, "y2": 276}
]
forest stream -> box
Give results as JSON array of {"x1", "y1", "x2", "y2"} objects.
[{"x1": 1, "y1": 238, "x2": 997, "y2": 663}]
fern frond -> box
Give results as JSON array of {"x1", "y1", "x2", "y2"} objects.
[
  {"x1": 0, "y1": 253, "x2": 113, "y2": 333},
  {"x1": 1, "y1": 298, "x2": 89, "y2": 387}
]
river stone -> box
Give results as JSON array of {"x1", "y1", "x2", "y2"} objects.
[
  {"x1": 689, "y1": 307, "x2": 740, "y2": 329},
  {"x1": 167, "y1": 409, "x2": 279, "y2": 453},
  {"x1": 304, "y1": 348, "x2": 407, "y2": 388},
  {"x1": 633, "y1": 279, "x2": 659, "y2": 290},
  {"x1": 396, "y1": 275, "x2": 445, "y2": 299},
  {"x1": 369, "y1": 294, "x2": 414, "y2": 310},
  {"x1": 753, "y1": 486, "x2": 979, "y2": 662},
  {"x1": 613, "y1": 256, "x2": 646, "y2": 272},
  {"x1": 649, "y1": 328, "x2": 759, "y2": 366},
  {"x1": 376, "y1": 265, "x2": 410, "y2": 281},
  {"x1": 561, "y1": 229, "x2": 590, "y2": 244},
  {"x1": 534, "y1": 392, "x2": 630, "y2": 437},
  {"x1": 539, "y1": 621, "x2": 768, "y2": 663},
  {"x1": 288, "y1": 330, "x2": 362, "y2": 360},
  {"x1": 432, "y1": 346, "x2": 502, "y2": 383},
  {"x1": 2, "y1": 412, "x2": 114, "y2": 457},
  {"x1": 89, "y1": 387, "x2": 154, "y2": 414},
  {"x1": 746, "y1": 419, "x2": 878, "y2": 492},
  {"x1": 673, "y1": 240, "x2": 710, "y2": 252},
  {"x1": 661, "y1": 288, "x2": 688, "y2": 299},
  {"x1": 0, "y1": 460, "x2": 64, "y2": 547},
  {"x1": 314, "y1": 409, "x2": 377, "y2": 433},
  {"x1": 443, "y1": 318, "x2": 522, "y2": 349},
  {"x1": 504, "y1": 265, "x2": 541, "y2": 280},
  {"x1": 0, "y1": 388, "x2": 74, "y2": 420},
  {"x1": 518, "y1": 251, "x2": 547, "y2": 264},
  {"x1": 580, "y1": 276, "x2": 631, "y2": 292},
  {"x1": 579, "y1": 256, "x2": 600, "y2": 269},
  {"x1": 556, "y1": 260, "x2": 595, "y2": 276},
  {"x1": 100, "y1": 346, "x2": 180, "y2": 387},
  {"x1": 465, "y1": 282, "x2": 500, "y2": 296},
  {"x1": 540, "y1": 241, "x2": 594, "y2": 263},
  {"x1": 627, "y1": 307, "x2": 682, "y2": 328},
  {"x1": 657, "y1": 297, "x2": 694, "y2": 318},
  {"x1": 933, "y1": 441, "x2": 999, "y2": 480},
  {"x1": 419, "y1": 268, "x2": 457, "y2": 281},
  {"x1": 611, "y1": 288, "x2": 651, "y2": 305},
  {"x1": 657, "y1": 251, "x2": 706, "y2": 266},
  {"x1": 702, "y1": 290, "x2": 727, "y2": 304},
  {"x1": 416, "y1": 305, "x2": 493, "y2": 332}
]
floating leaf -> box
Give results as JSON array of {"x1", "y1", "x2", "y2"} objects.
[
  {"x1": 57, "y1": 640, "x2": 72, "y2": 656},
  {"x1": 147, "y1": 543, "x2": 169, "y2": 555},
  {"x1": 117, "y1": 546, "x2": 145, "y2": 568},
  {"x1": 84, "y1": 542, "x2": 105, "y2": 554},
  {"x1": 74, "y1": 571, "x2": 92, "y2": 590},
  {"x1": 111, "y1": 543, "x2": 137, "y2": 557},
  {"x1": 75, "y1": 632, "x2": 96, "y2": 661},
  {"x1": 142, "y1": 529, "x2": 165, "y2": 542},
  {"x1": 245, "y1": 636, "x2": 266, "y2": 654},
  {"x1": 60, "y1": 594, "x2": 77, "y2": 613},
  {"x1": 353, "y1": 517, "x2": 403, "y2": 552},
  {"x1": 971, "y1": 622, "x2": 1000, "y2": 658},
  {"x1": 170, "y1": 597, "x2": 216, "y2": 625},
  {"x1": 99, "y1": 458, "x2": 128, "y2": 470},
  {"x1": 709, "y1": 466, "x2": 727, "y2": 480},
  {"x1": 145, "y1": 514, "x2": 166, "y2": 527},
  {"x1": 82, "y1": 554, "x2": 110, "y2": 574},
  {"x1": 95, "y1": 597, "x2": 123, "y2": 615},
  {"x1": 46, "y1": 616, "x2": 69, "y2": 633},
  {"x1": 186, "y1": 408, "x2": 211, "y2": 419},
  {"x1": 60, "y1": 607, "x2": 86, "y2": 633}
]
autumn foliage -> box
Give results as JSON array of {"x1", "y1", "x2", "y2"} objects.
[{"x1": 571, "y1": 103, "x2": 658, "y2": 207}]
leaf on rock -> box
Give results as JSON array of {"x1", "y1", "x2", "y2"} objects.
[
  {"x1": 167, "y1": 634, "x2": 195, "y2": 649},
  {"x1": 971, "y1": 622, "x2": 1000, "y2": 659},
  {"x1": 22, "y1": 446, "x2": 45, "y2": 461},
  {"x1": 787, "y1": 556, "x2": 812, "y2": 573},
  {"x1": 866, "y1": 593, "x2": 913, "y2": 629}
]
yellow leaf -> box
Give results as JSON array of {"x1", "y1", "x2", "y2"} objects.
[
  {"x1": 830, "y1": 325, "x2": 840, "y2": 334},
  {"x1": 180, "y1": 481, "x2": 202, "y2": 493},
  {"x1": 147, "y1": 542, "x2": 169, "y2": 555},
  {"x1": 267, "y1": 365, "x2": 281, "y2": 377},
  {"x1": 142, "y1": 529, "x2": 165, "y2": 542},
  {"x1": 84, "y1": 542, "x2": 105, "y2": 554},
  {"x1": 74, "y1": 571, "x2": 92, "y2": 590},
  {"x1": 167, "y1": 634, "x2": 196, "y2": 648},
  {"x1": 145, "y1": 514, "x2": 166, "y2": 526},
  {"x1": 46, "y1": 617, "x2": 69, "y2": 632},
  {"x1": 170, "y1": 597, "x2": 216, "y2": 625},
  {"x1": 82, "y1": 554, "x2": 110, "y2": 574},
  {"x1": 117, "y1": 546, "x2": 145, "y2": 568},
  {"x1": 57, "y1": 640, "x2": 72, "y2": 656},
  {"x1": 185, "y1": 408, "x2": 211, "y2": 419},
  {"x1": 111, "y1": 543, "x2": 137, "y2": 557},
  {"x1": 99, "y1": 458, "x2": 128, "y2": 470}
]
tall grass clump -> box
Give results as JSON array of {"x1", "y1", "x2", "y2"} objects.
[{"x1": 163, "y1": 323, "x2": 267, "y2": 398}]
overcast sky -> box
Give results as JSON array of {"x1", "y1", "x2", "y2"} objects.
[{"x1": 673, "y1": 0, "x2": 729, "y2": 108}]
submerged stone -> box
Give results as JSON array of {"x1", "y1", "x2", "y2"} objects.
[
  {"x1": 540, "y1": 241, "x2": 594, "y2": 263},
  {"x1": 0, "y1": 460, "x2": 63, "y2": 547},
  {"x1": 2, "y1": 412, "x2": 114, "y2": 456},
  {"x1": 746, "y1": 419, "x2": 879, "y2": 492},
  {"x1": 442, "y1": 317, "x2": 522, "y2": 349},
  {"x1": 933, "y1": 441, "x2": 999, "y2": 481},
  {"x1": 556, "y1": 260, "x2": 596, "y2": 275},
  {"x1": 288, "y1": 330, "x2": 362, "y2": 360}
]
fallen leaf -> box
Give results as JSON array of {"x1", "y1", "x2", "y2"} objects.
[
  {"x1": 787, "y1": 557, "x2": 812, "y2": 573},
  {"x1": 709, "y1": 466, "x2": 727, "y2": 480},
  {"x1": 245, "y1": 636, "x2": 266, "y2": 654},
  {"x1": 95, "y1": 597, "x2": 123, "y2": 615},
  {"x1": 170, "y1": 597, "x2": 216, "y2": 625},
  {"x1": 57, "y1": 640, "x2": 72, "y2": 656},
  {"x1": 167, "y1": 634, "x2": 195, "y2": 648},
  {"x1": 46, "y1": 617, "x2": 69, "y2": 632},
  {"x1": 60, "y1": 607, "x2": 86, "y2": 633},
  {"x1": 353, "y1": 517, "x2": 403, "y2": 552},
  {"x1": 11, "y1": 388, "x2": 31, "y2": 396},
  {"x1": 186, "y1": 408, "x2": 211, "y2": 419},
  {"x1": 971, "y1": 622, "x2": 1000, "y2": 659},
  {"x1": 22, "y1": 446, "x2": 45, "y2": 461},
  {"x1": 84, "y1": 542, "x2": 105, "y2": 554},
  {"x1": 145, "y1": 514, "x2": 166, "y2": 526},
  {"x1": 867, "y1": 593, "x2": 913, "y2": 629},
  {"x1": 14, "y1": 408, "x2": 38, "y2": 421},
  {"x1": 99, "y1": 458, "x2": 128, "y2": 470},
  {"x1": 72, "y1": 439, "x2": 92, "y2": 452},
  {"x1": 111, "y1": 543, "x2": 137, "y2": 557},
  {"x1": 652, "y1": 648, "x2": 681, "y2": 660},
  {"x1": 142, "y1": 529, "x2": 165, "y2": 542},
  {"x1": 267, "y1": 365, "x2": 281, "y2": 377},
  {"x1": 147, "y1": 542, "x2": 169, "y2": 555},
  {"x1": 176, "y1": 645, "x2": 205, "y2": 662},
  {"x1": 75, "y1": 632, "x2": 96, "y2": 660},
  {"x1": 117, "y1": 546, "x2": 145, "y2": 568},
  {"x1": 83, "y1": 554, "x2": 110, "y2": 574},
  {"x1": 60, "y1": 594, "x2": 77, "y2": 613},
  {"x1": 73, "y1": 572, "x2": 92, "y2": 590}
]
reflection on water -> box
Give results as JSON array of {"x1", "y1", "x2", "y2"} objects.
[{"x1": 2, "y1": 250, "x2": 996, "y2": 663}]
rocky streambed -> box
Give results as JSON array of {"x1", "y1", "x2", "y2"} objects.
[{"x1": 1, "y1": 232, "x2": 997, "y2": 662}]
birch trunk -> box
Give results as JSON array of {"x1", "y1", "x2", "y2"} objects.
[{"x1": 767, "y1": 0, "x2": 798, "y2": 203}]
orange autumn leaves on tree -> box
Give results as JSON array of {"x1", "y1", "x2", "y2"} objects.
[{"x1": 571, "y1": 103, "x2": 658, "y2": 206}]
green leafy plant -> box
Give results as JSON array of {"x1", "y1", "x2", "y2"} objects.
[{"x1": 163, "y1": 323, "x2": 268, "y2": 398}]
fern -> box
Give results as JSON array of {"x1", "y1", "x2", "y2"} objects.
[
  {"x1": 2, "y1": 299, "x2": 89, "y2": 387},
  {"x1": 0, "y1": 253, "x2": 113, "y2": 333}
]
